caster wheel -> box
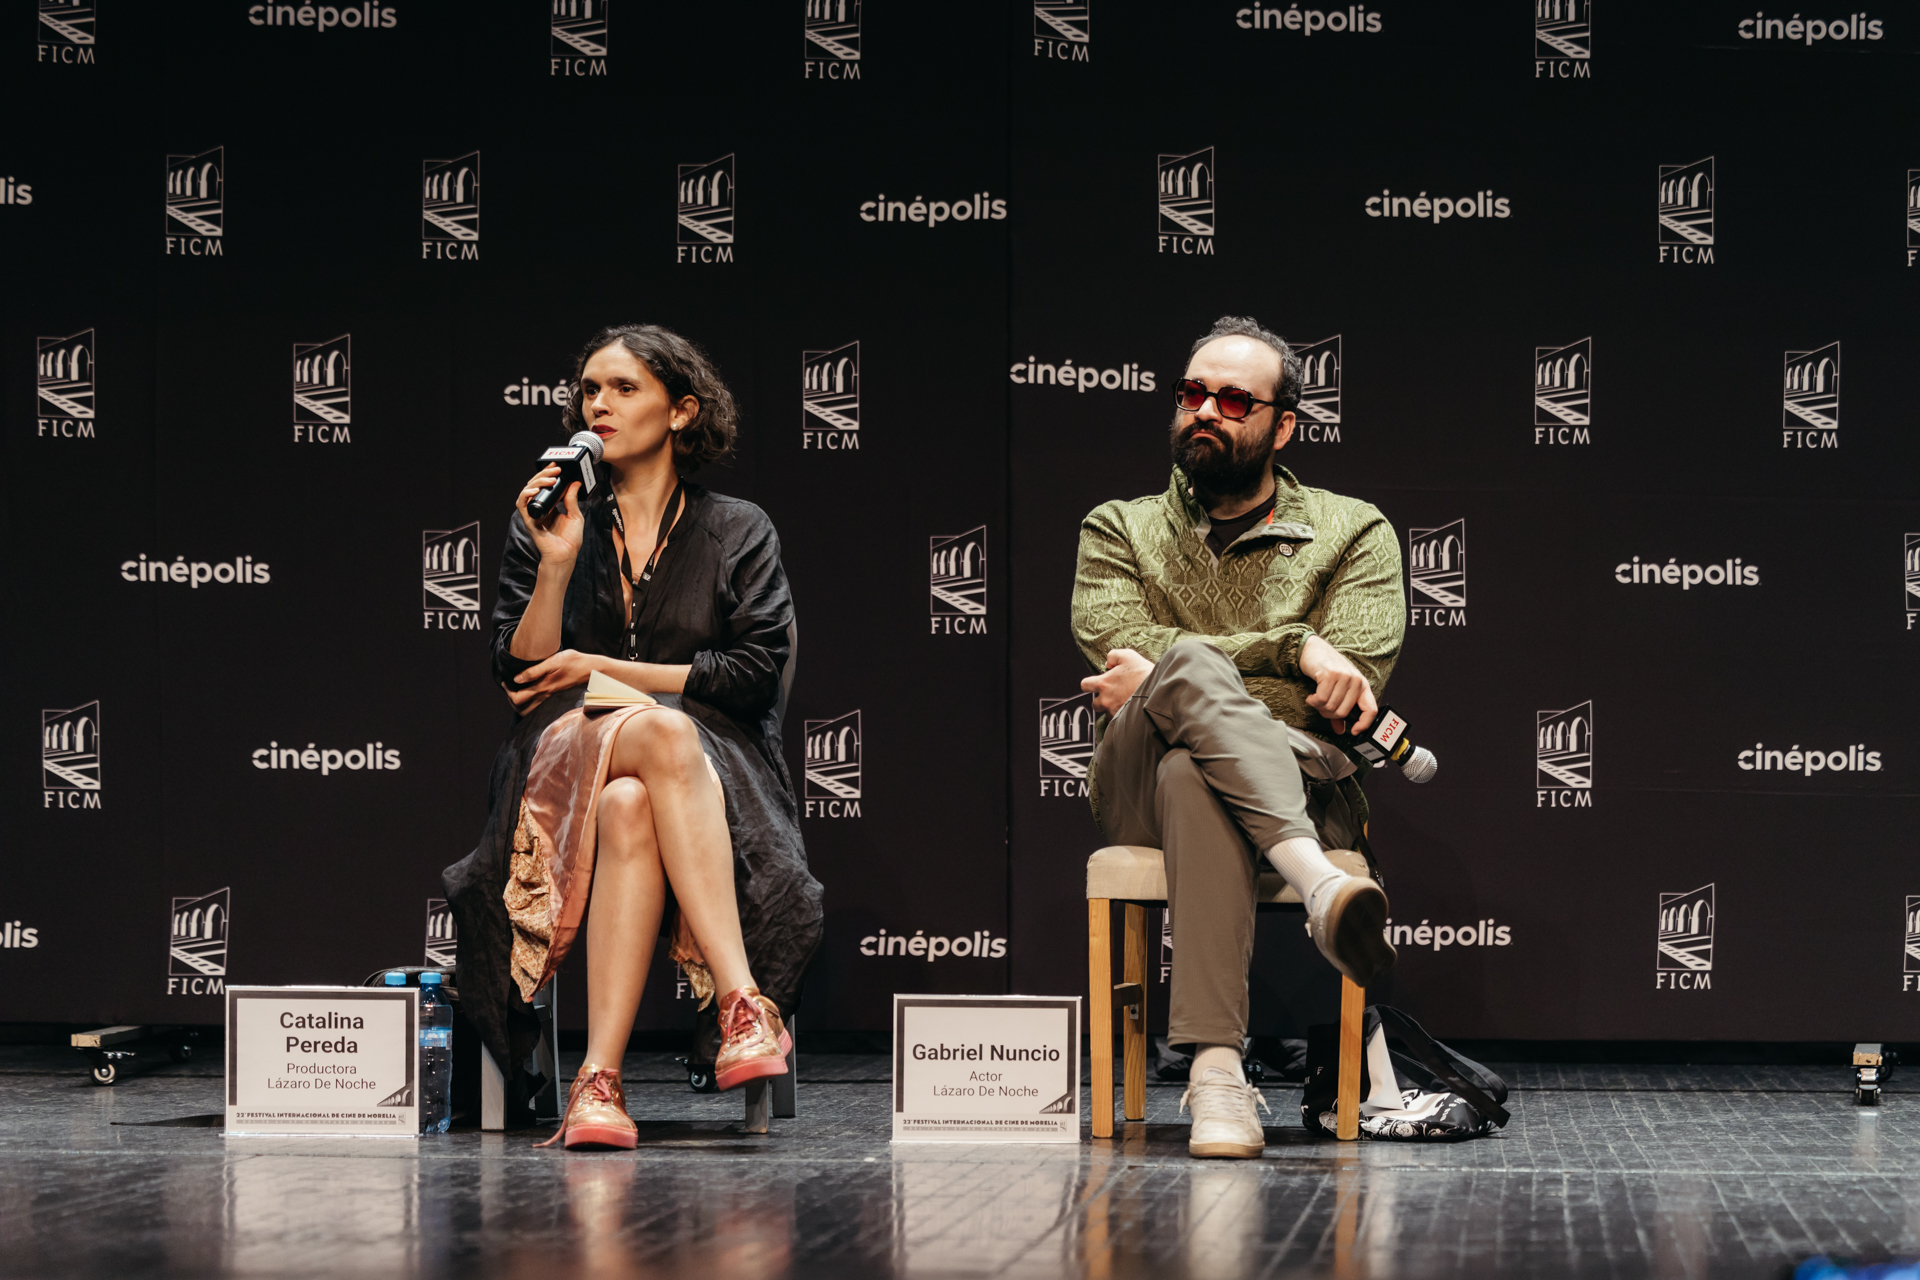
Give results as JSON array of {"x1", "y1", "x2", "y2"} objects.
[
  {"x1": 169, "y1": 1043, "x2": 194, "y2": 1063},
  {"x1": 91, "y1": 1063, "x2": 117, "y2": 1086},
  {"x1": 687, "y1": 1065, "x2": 717, "y2": 1094}
]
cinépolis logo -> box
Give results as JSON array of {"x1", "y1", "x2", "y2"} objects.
[
  {"x1": 678, "y1": 155, "x2": 734, "y2": 263},
  {"x1": 122, "y1": 553, "x2": 271, "y2": 587},
  {"x1": 40, "y1": 0, "x2": 94, "y2": 62},
  {"x1": 1536, "y1": 700, "x2": 1592, "y2": 806},
  {"x1": 1534, "y1": 337, "x2": 1590, "y2": 445},
  {"x1": 1008, "y1": 355, "x2": 1157, "y2": 395},
  {"x1": 423, "y1": 522, "x2": 480, "y2": 629},
  {"x1": 1905, "y1": 532, "x2": 1918, "y2": 629},
  {"x1": 1384, "y1": 917, "x2": 1512, "y2": 953},
  {"x1": 2, "y1": 176, "x2": 36, "y2": 206},
  {"x1": 1656, "y1": 883, "x2": 1713, "y2": 990},
  {"x1": 248, "y1": 3, "x2": 399, "y2": 30},
  {"x1": 422, "y1": 153, "x2": 480, "y2": 260},
  {"x1": 42, "y1": 701, "x2": 100, "y2": 809},
  {"x1": 165, "y1": 147, "x2": 223, "y2": 256},
  {"x1": 804, "y1": 0, "x2": 859, "y2": 77},
  {"x1": 1364, "y1": 189, "x2": 1512, "y2": 223},
  {"x1": 1738, "y1": 741, "x2": 1882, "y2": 776},
  {"x1": 1658, "y1": 157, "x2": 1714, "y2": 264},
  {"x1": 1039, "y1": 692, "x2": 1093, "y2": 797},
  {"x1": 551, "y1": 0, "x2": 608, "y2": 76},
  {"x1": 859, "y1": 192, "x2": 1007, "y2": 226},
  {"x1": 1035, "y1": 1, "x2": 1090, "y2": 60},
  {"x1": 860, "y1": 928, "x2": 1007, "y2": 960},
  {"x1": 803, "y1": 711, "x2": 861, "y2": 818},
  {"x1": 37, "y1": 329, "x2": 94, "y2": 439},
  {"x1": 1158, "y1": 148, "x2": 1214, "y2": 254},
  {"x1": 1407, "y1": 520, "x2": 1465, "y2": 626},
  {"x1": 252, "y1": 740, "x2": 403, "y2": 774},
  {"x1": 1535, "y1": 0, "x2": 1590, "y2": 75},
  {"x1": 930, "y1": 528, "x2": 988, "y2": 633},
  {"x1": 0, "y1": 919, "x2": 40, "y2": 950},
  {"x1": 1236, "y1": 3, "x2": 1383, "y2": 33},
  {"x1": 803, "y1": 342, "x2": 859, "y2": 450},
  {"x1": 503, "y1": 376, "x2": 572, "y2": 407},
  {"x1": 1782, "y1": 341, "x2": 1839, "y2": 449},
  {"x1": 1737, "y1": 10, "x2": 1884, "y2": 42},
  {"x1": 168, "y1": 887, "x2": 228, "y2": 996},
  {"x1": 1614, "y1": 556, "x2": 1759, "y2": 589},
  {"x1": 293, "y1": 334, "x2": 350, "y2": 444},
  {"x1": 1293, "y1": 335, "x2": 1340, "y2": 442}
]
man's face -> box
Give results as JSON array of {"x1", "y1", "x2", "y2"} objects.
[{"x1": 1169, "y1": 336, "x2": 1296, "y2": 496}]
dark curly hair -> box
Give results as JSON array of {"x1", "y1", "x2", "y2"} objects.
[
  {"x1": 562, "y1": 323, "x2": 739, "y2": 473},
  {"x1": 1187, "y1": 315, "x2": 1303, "y2": 415}
]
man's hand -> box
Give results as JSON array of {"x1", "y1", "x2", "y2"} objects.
[
  {"x1": 1299, "y1": 634, "x2": 1377, "y2": 735},
  {"x1": 1081, "y1": 648, "x2": 1154, "y2": 716}
]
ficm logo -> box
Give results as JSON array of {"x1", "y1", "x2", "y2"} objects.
[
  {"x1": 551, "y1": 0, "x2": 608, "y2": 75},
  {"x1": 1534, "y1": 337, "x2": 1590, "y2": 445},
  {"x1": 168, "y1": 887, "x2": 229, "y2": 995},
  {"x1": 1039, "y1": 692, "x2": 1093, "y2": 797},
  {"x1": 1655, "y1": 884, "x2": 1713, "y2": 989},
  {"x1": 423, "y1": 522, "x2": 481, "y2": 630},
  {"x1": 424, "y1": 898, "x2": 456, "y2": 967},
  {"x1": 1904, "y1": 533, "x2": 1919, "y2": 628},
  {"x1": 422, "y1": 152, "x2": 481, "y2": 260},
  {"x1": 860, "y1": 927, "x2": 1007, "y2": 960},
  {"x1": 42, "y1": 701, "x2": 101, "y2": 809},
  {"x1": 1034, "y1": 1, "x2": 1090, "y2": 60},
  {"x1": 803, "y1": 711, "x2": 861, "y2": 818},
  {"x1": 1907, "y1": 171, "x2": 1919, "y2": 267},
  {"x1": 804, "y1": 0, "x2": 859, "y2": 77},
  {"x1": 1904, "y1": 896, "x2": 1919, "y2": 990},
  {"x1": 930, "y1": 528, "x2": 988, "y2": 633},
  {"x1": 293, "y1": 334, "x2": 351, "y2": 444},
  {"x1": 1158, "y1": 148, "x2": 1215, "y2": 255},
  {"x1": 803, "y1": 342, "x2": 859, "y2": 450},
  {"x1": 39, "y1": 0, "x2": 95, "y2": 63},
  {"x1": 37, "y1": 329, "x2": 95, "y2": 439},
  {"x1": 1407, "y1": 520, "x2": 1465, "y2": 626},
  {"x1": 1293, "y1": 335, "x2": 1341, "y2": 441},
  {"x1": 1536, "y1": 701, "x2": 1592, "y2": 806},
  {"x1": 1008, "y1": 355, "x2": 1156, "y2": 394},
  {"x1": 677, "y1": 155, "x2": 734, "y2": 264},
  {"x1": 251, "y1": 740, "x2": 403, "y2": 774},
  {"x1": 1535, "y1": 0, "x2": 1590, "y2": 76},
  {"x1": 1782, "y1": 341, "x2": 1840, "y2": 450},
  {"x1": 165, "y1": 147, "x2": 224, "y2": 256},
  {"x1": 1657, "y1": 157, "x2": 1714, "y2": 264}
]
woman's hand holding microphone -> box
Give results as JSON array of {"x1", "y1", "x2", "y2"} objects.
[{"x1": 505, "y1": 464, "x2": 598, "y2": 713}]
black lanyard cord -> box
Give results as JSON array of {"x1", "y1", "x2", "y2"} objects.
[{"x1": 611, "y1": 483, "x2": 684, "y2": 661}]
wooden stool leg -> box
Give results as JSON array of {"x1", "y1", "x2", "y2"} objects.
[
  {"x1": 1335, "y1": 975, "x2": 1364, "y2": 1141},
  {"x1": 1122, "y1": 904, "x2": 1148, "y2": 1122},
  {"x1": 1089, "y1": 899, "x2": 1114, "y2": 1139}
]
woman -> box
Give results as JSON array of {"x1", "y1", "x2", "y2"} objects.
[{"x1": 442, "y1": 324, "x2": 824, "y2": 1150}]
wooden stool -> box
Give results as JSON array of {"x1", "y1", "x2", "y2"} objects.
[{"x1": 1086, "y1": 845, "x2": 1368, "y2": 1140}]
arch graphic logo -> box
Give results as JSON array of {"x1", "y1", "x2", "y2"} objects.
[
  {"x1": 1657, "y1": 157, "x2": 1713, "y2": 264},
  {"x1": 677, "y1": 155, "x2": 735, "y2": 263},
  {"x1": 37, "y1": 329, "x2": 95, "y2": 439},
  {"x1": 165, "y1": 147, "x2": 223, "y2": 256},
  {"x1": 1293, "y1": 335, "x2": 1341, "y2": 442},
  {"x1": 1905, "y1": 533, "x2": 1919, "y2": 629},
  {"x1": 168, "y1": 888, "x2": 228, "y2": 995},
  {"x1": 804, "y1": 0, "x2": 859, "y2": 77},
  {"x1": 802, "y1": 341, "x2": 859, "y2": 450},
  {"x1": 42, "y1": 702, "x2": 101, "y2": 807},
  {"x1": 1656, "y1": 884, "x2": 1713, "y2": 988},
  {"x1": 1907, "y1": 171, "x2": 1919, "y2": 266},
  {"x1": 424, "y1": 898, "x2": 457, "y2": 967},
  {"x1": 422, "y1": 153, "x2": 480, "y2": 259},
  {"x1": 1534, "y1": 337, "x2": 1590, "y2": 446},
  {"x1": 1157, "y1": 147, "x2": 1214, "y2": 255},
  {"x1": 804, "y1": 711, "x2": 861, "y2": 818},
  {"x1": 423, "y1": 522, "x2": 481, "y2": 629},
  {"x1": 1536, "y1": 701, "x2": 1592, "y2": 806},
  {"x1": 1039, "y1": 693, "x2": 1094, "y2": 798},
  {"x1": 1782, "y1": 342, "x2": 1839, "y2": 449},
  {"x1": 1534, "y1": 0, "x2": 1589, "y2": 75},
  {"x1": 293, "y1": 334, "x2": 350, "y2": 443},
  {"x1": 551, "y1": 0, "x2": 607, "y2": 75},
  {"x1": 1408, "y1": 520, "x2": 1465, "y2": 626},
  {"x1": 1905, "y1": 896, "x2": 1919, "y2": 989},
  {"x1": 930, "y1": 528, "x2": 988, "y2": 631},
  {"x1": 39, "y1": 0, "x2": 95, "y2": 62},
  {"x1": 1035, "y1": 1, "x2": 1090, "y2": 60}
]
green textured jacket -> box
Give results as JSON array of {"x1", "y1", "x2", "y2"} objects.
[{"x1": 1071, "y1": 464, "x2": 1406, "y2": 832}]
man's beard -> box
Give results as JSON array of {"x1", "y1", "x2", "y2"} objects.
[{"x1": 1170, "y1": 413, "x2": 1277, "y2": 502}]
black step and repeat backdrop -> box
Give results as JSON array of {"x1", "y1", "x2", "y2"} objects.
[{"x1": 7, "y1": 1, "x2": 1918, "y2": 1043}]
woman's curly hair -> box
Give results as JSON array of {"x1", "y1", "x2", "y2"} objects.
[{"x1": 562, "y1": 323, "x2": 738, "y2": 473}]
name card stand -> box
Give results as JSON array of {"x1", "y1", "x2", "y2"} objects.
[
  {"x1": 892, "y1": 995, "x2": 1081, "y2": 1143},
  {"x1": 225, "y1": 985, "x2": 419, "y2": 1137}
]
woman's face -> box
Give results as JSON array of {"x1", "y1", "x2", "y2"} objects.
[{"x1": 576, "y1": 342, "x2": 694, "y2": 470}]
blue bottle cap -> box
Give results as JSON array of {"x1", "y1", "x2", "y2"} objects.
[
  {"x1": 420, "y1": 972, "x2": 443, "y2": 985},
  {"x1": 383, "y1": 972, "x2": 407, "y2": 986}
]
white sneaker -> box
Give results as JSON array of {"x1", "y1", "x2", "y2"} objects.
[
  {"x1": 1179, "y1": 1066, "x2": 1270, "y2": 1158},
  {"x1": 1305, "y1": 868, "x2": 1396, "y2": 987}
]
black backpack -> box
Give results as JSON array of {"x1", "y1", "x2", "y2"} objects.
[{"x1": 1300, "y1": 1004, "x2": 1510, "y2": 1141}]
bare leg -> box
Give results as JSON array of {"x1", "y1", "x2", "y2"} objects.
[
  {"x1": 609, "y1": 710, "x2": 754, "y2": 997},
  {"x1": 583, "y1": 777, "x2": 666, "y2": 1067}
]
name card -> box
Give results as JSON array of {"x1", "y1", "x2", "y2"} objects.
[
  {"x1": 225, "y1": 986, "x2": 418, "y2": 1136},
  {"x1": 892, "y1": 995, "x2": 1081, "y2": 1142}
]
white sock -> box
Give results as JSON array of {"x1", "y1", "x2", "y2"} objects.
[
  {"x1": 1190, "y1": 1044, "x2": 1245, "y2": 1082},
  {"x1": 1264, "y1": 836, "x2": 1348, "y2": 917}
]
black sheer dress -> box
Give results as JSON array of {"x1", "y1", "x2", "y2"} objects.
[{"x1": 441, "y1": 483, "x2": 824, "y2": 1085}]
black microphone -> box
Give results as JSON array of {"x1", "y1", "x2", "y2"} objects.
[
  {"x1": 1332, "y1": 706, "x2": 1438, "y2": 783},
  {"x1": 526, "y1": 431, "x2": 604, "y2": 521}
]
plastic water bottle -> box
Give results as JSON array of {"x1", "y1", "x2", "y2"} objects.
[{"x1": 417, "y1": 973, "x2": 453, "y2": 1133}]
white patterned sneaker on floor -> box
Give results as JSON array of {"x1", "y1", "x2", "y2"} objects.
[{"x1": 1178, "y1": 1066, "x2": 1270, "y2": 1158}]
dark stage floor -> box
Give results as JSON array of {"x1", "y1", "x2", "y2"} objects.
[{"x1": 0, "y1": 1044, "x2": 1914, "y2": 1279}]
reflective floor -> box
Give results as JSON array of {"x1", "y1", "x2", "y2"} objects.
[{"x1": 1, "y1": 1045, "x2": 1915, "y2": 1279}]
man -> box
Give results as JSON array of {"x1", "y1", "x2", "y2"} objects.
[{"x1": 1071, "y1": 315, "x2": 1405, "y2": 1159}]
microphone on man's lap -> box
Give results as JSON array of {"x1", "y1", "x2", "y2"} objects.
[
  {"x1": 527, "y1": 431, "x2": 605, "y2": 520},
  {"x1": 1332, "y1": 706, "x2": 1438, "y2": 783}
]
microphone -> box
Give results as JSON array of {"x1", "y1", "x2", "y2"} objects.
[
  {"x1": 526, "y1": 431, "x2": 604, "y2": 521},
  {"x1": 1332, "y1": 706, "x2": 1438, "y2": 783}
]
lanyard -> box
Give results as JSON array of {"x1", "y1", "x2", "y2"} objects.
[{"x1": 611, "y1": 483, "x2": 684, "y2": 662}]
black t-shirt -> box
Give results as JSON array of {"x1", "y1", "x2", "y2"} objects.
[{"x1": 1204, "y1": 490, "x2": 1278, "y2": 557}]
